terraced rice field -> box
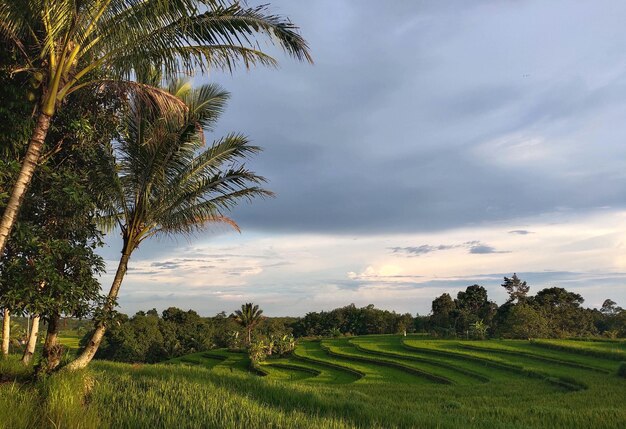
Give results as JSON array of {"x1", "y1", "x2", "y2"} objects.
[{"x1": 162, "y1": 335, "x2": 626, "y2": 428}]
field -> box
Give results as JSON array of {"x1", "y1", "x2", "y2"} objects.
[{"x1": 1, "y1": 335, "x2": 626, "y2": 428}]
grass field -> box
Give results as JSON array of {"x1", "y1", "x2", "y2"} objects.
[{"x1": 1, "y1": 335, "x2": 625, "y2": 428}]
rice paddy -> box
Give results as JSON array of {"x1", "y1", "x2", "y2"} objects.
[{"x1": 2, "y1": 335, "x2": 626, "y2": 428}]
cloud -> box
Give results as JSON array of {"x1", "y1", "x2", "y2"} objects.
[
  {"x1": 389, "y1": 244, "x2": 458, "y2": 256},
  {"x1": 468, "y1": 244, "x2": 509, "y2": 254},
  {"x1": 151, "y1": 261, "x2": 181, "y2": 270},
  {"x1": 390, "y1": 241, "x2": 508, "y2": 256},
  {"x1": 509, "y1": 230, "x2": 534, "y2": 235}
]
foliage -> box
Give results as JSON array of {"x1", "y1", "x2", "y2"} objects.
[
  {"x1": 618, "y1": 362, "x2": 626, "y2": 378},
  {"x1": 468, "y1": 320, "x2": 488, "y2": 340},
  {"x1": 293, "y1": 304, "x2": 415, "y2": 337},
  {"x1": 496, "y1": 303, "x2": 550, "y2": 339},
  {"x1": 501, "y1": 273, "x2": 530, "y2": 303},
  {"x1": 428, "y1": 275, "x2": 623, "y2": 339},
  {"x1": 248, "y1": 340, "x2": 268, "y2": 364},
  {"x1": 0, "y1": 71, "x2": 120, "y2": 337},
  {"x1": 233, "y1": 303, "x2": 265, "y2": 345},
  {"x1": 87, "y1": 308, "x2": 216, "y2": 363}
]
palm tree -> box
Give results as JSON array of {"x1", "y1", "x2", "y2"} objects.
[
  {"x1": 66, "y1": 79, "x2": 270, "y2": 370},
  {"x1": 0, "y1": 0, "x2": 312, "y2": 259},
  {"x1": 234, "y1": 303, "x2": 264, "y2": 345}
]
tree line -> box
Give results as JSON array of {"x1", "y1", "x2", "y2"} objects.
[{"x1": 427, "y1": 274, "x2": 626, "y2": 339}]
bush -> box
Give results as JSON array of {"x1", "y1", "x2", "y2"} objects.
[
  {"x1": 248, "y1": 341, "x2": 268, "y2": 363},
  {"x1": 618, "y1": 362, "x2": 626, "y2": 378}
]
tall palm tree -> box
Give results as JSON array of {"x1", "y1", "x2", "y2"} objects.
[
  {"x1": 234, "y1": 303, "x2": 264, "y2": 345},
  {"x1": 66, "y1": 79, "x2": 271, "y2": 369},
  {"x1": 0, "y1": 0, "x2": 312, "y2": 259}
]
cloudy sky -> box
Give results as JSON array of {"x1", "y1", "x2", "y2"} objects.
[{"x1": 100, "y1": 0, "x2": 626, "y2": 316}]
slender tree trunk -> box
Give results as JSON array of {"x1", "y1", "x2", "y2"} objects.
[
  {"x1": 0, "y1": 112, "x2": 52, "y2": 257},
  {"x1": 38, "y1": 313, "x2": 64, "y2": 373},
  {"x1": 21, "y1": 314, "x2": 40, "y2": 365},
  {"x1": 43, "y1": 315, "x2": 60, "y2": 353},
  {"x1": 66, "y1": 249, "x2": 132, "y2": 370},
  {"x1": 247, "y1": 327, "x2": 251, "y2": 345},
  {"x1": 1, "y1": 309, "x2": 10, "y2": 357}
]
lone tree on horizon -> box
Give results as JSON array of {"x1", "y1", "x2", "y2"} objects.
[{"x1": 234, "y1": 303, "x2": 264, "y2": 345}]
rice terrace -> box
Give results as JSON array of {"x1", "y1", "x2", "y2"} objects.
[
  {"x1": 3, "y1": 333, "x2": 625, "y2": 428},
  {"x1": 2, "y1": 0, "x2": 626, "y2": 428}
]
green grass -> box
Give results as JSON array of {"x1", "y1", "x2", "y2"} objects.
[
  {"x1": 530, "y1": 339, "x2": 626, "y2": 361},
  {"x1": 58, "y1": 333, "x2": 81, "y2": 352},
  {"x1": 2, "y1": 336, "x2": 626, "y2": 428}
]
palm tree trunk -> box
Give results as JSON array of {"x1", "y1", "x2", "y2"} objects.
[
  {"x1": 66, "y1": 249, "x2": 131, "y2": 370},
  {"x1": 21, "y1": 314, "x2": 40, "y2": 365},
  {"x1": 1, "y1": 309, "x2": 10, "y2": 357},
  {"x1": 0, "y1": 112, "x2": 52, "y2": 257}
]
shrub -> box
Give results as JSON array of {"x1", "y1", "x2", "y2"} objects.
[
  {"x1": 248, "y1": 340, "x2": 268, "y2": 363},
  {"x1": 618, "y1": 362, "x2": 626, "y2": 378}
]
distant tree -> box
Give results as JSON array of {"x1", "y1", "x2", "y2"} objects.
[
  {"x1": 455, "y1": 285, "x2": 497, "y2": 336},
  {"x1": 496, "y1": 303, "x2": 549, "y2": 339},
  {"x1": 601, "y1": 299, "x2": 622, "y2": 316},
  {"x1": 430, "y1": 293, "x2": 456, "y2": 331},
  {"x1": 531, "y1": 287, "x2": 595, "y2": 337},
  {"x1": 501, "y1": 273, "x2": 530, "y2": 304},
  {"x1": 596, "y1": 299, "x2": 625, "y2": 336},
  {"x1": 91, "y1": 307, "x2": 216, "y2": 363},
  {"x1": 234, "y1": 303, "x2": 265, "y2": 345}
]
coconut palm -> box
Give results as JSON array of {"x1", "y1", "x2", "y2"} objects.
[
  {"x1": 66, "y1": 79, "x2": 270, "y2": 369},
  {"x1": 0, "y1": 0, "x2": 312, "y2": 258},
  {"x1": 234, "y1": 303, "x2": 264, "y2": 345}
]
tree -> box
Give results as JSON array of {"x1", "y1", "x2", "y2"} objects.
[
  {"x1": 1, "y1": 309, "x2": 9, "y2": 357},
  {"x1": 600, "y1": 299, "x2": 622, "y2": 316},
  {"x1": 501, "y1": 273, "x2": 530, "y2": 304},
  {"x1": 0, "y1": 86, "x2": 116, "y2": 369},
  {"x1": 233, "y1": 303, "x2": 264, "y2": 345},
  {"x1": 496, "y1": 303, "x2": 549, "y2": 339},
  {"x1": 454, "y1": 285, "x2": 497, "y2": 336},
  {"x1": 531, "y1": 287, "x2": 595, "y2": 337},
  {"x1": 430, "y1": 293, "x2": 456, "y2": 331},
  {"x1": 67, "y1": 80, "x2": 270, "y2": 370},
  {"x1": 0, "y1": 0, "x2": 312, "y2": 260}
]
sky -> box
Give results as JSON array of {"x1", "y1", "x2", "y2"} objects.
[{"x1": 100, "y1": 0, "x2": 626, "y2": 317}]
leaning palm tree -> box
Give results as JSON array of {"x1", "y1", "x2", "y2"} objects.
[
  {"x1": 0, "y1": 0, "x2": 312, "y2": 258},
  {"x1": 234, "y1": 303, "x2": 264, "y2": 345},
  {"x1": 66, "y1": 79, "x2": 271, "y2": 370}
]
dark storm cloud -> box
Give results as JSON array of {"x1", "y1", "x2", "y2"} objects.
[{"x1": 202, "y1": 0, "x2": 626, "y2": 234}]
